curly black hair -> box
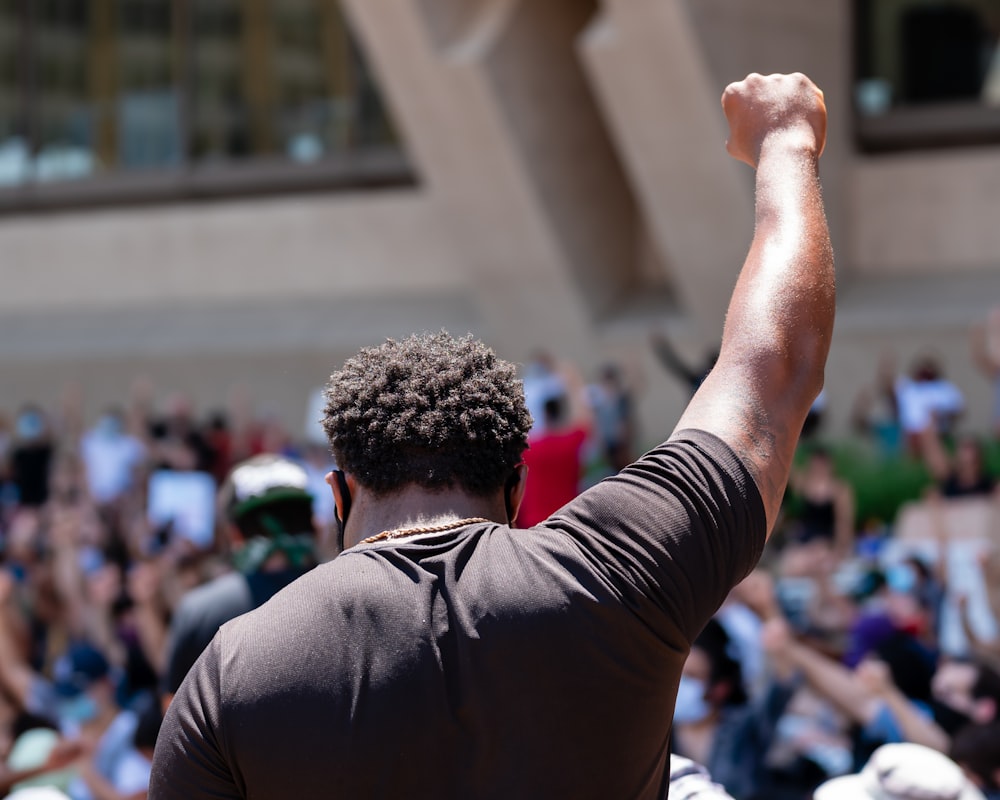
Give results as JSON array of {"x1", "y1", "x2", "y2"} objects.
[{"x1": 322, "y1": 332, "x2": 532, "y2": 496}]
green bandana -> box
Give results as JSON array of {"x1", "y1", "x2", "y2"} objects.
[{"x1": 233, "y1": 532, "x2": 316, "y2": 574}]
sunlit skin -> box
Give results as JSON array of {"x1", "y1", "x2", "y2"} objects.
[
  {"x1": 932, "y1": 661, "x2": 980, "y2": 718},
  {"x1": 674, "y1": 72, "x2": 834, "y2": 535}
]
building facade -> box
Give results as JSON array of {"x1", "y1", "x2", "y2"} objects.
[{"x1": 2, "y1": 0, "x2": 999, "y2": 443}]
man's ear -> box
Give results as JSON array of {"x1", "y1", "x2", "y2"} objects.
[{"x1": 505, "y1": 463, "x2": 528, "y2": 525}]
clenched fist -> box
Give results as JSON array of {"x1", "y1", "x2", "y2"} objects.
[{"x1": 722, "y1": 72, "x2": 826, "y2": 169}]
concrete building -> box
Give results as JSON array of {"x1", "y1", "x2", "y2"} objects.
[{"x1": 2, "y1": 0, "x2": 1000, "y2": 446}]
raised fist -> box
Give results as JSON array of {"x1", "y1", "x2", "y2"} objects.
[{"x1": 722, "y1": 72, "x2": 827, "y2": 168}]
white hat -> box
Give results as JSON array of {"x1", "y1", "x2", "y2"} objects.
[
  {"x1": 6, "y1": 789, "x2": 71, "y2": 800},
  {"x1": 669, "y1": 755, "x2": 736, "y2": 800},
  {"x1": 814, "y1": 744, "x2": 985, "y2": 800}
]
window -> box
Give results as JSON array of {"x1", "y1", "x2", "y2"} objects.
[
  {"x1": 0, "y1": 0, "x2": 409, "y2": 211},
  {"x1": 854, "y1": 0, "x2": 1000, "y2": 152}
]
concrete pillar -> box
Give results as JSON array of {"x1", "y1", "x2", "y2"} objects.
[{"x1": 578, "y1": 0, "x2": 753, "y2": 337}]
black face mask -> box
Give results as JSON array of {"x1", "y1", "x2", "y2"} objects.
[
  {"x1": 930, "y1": 699, "x2": 974, "y2": 736},
  {"x1": 333, "y1": 470, "x2": 351, "y2": 554}
]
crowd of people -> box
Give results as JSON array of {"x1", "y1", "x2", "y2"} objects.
[
  {"x1": 0, "y1": 69, "x2": 997, "y2": 796},
  {"x1": 0, "y1": 329, "x2": 995, "y2": 798},
  {"x1": 0, "y1": 380, "x2": 337, "y2": 799}
]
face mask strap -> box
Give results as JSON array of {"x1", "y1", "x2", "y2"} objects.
[
  {"x1": 333, "y1": 470, "x2": 352, "y2": 552},
  {"x1": 504, "y1": 464, "x2": 524, "y2": 525}
]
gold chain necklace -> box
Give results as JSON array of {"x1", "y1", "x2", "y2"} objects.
[{"x1": 360, "y1": 517, "x2": 491, "y2": 545}]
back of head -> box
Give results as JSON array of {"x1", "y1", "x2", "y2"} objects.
[
  {"x1": 692, "y1": 618, "x2": 747, "y2": 707},
  {"x1": 221, "y1": 455, "x2": 314, "y2": 537},
  {"x1": 971, "y1": 661, "x2": 1000, "y2": 710},
  {"x1": 322, "y1": 332, "x2": 532, "y2": 496},
  {"x1": 875, "y1": 632, "x2": 934, "y2": 704},
  {"x1": 542, "y1": 395, "x2": 567, "y2": 428},
  {"x1": 950, "y1": 722, "x2": 1000, "y2": 793},
  {"x1": 814, "y1": 743, "x2": 985, "y2": 800},
  {"x1": 219, "y1": 455, "x2": 316, "y2": 572}
]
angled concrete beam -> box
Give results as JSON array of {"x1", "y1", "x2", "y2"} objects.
[{"x1": 579, "y1": 0, "x2": 754, "y2": 334}]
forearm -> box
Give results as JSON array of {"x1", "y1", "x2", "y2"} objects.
[
  {"x1": 81, "y1": 760, "x2": 145, "y2": 800},
  {"x1": 961, "y1": 611, "x2": 1000, "y2": 662},
  {"x1": 785, "y1": 640, "x2": 873, "y2": 724},
  {"x1": 0, "y1": 612, "x2": 38, "y2": 709},
  {"x1": 728, "y1": 139, "x2": 834, "y2": 414},
  {"x1": 681, "y1": 141, "x2": 833, "y2": 525},
  {"x1": 880, "y1": 687, "x2": 950, "y2": 751}
]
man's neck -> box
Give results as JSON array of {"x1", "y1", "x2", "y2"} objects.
[{"x1": 344, "y1": 484, "x2": 507, "y2": 549}]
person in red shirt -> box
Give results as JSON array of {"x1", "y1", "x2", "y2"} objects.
[{"x1": 518, "y1": 373, "x2": 592, "y2": 527}]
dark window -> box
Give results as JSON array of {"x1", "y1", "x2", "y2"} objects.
[
  {"x1": 854, "y1": 0, "x2": 1000, "y2": 152},
  {"x1": 0, "y1": 0, "x2": 410, "y2": 212}
]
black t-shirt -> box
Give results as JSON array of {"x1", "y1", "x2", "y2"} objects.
[{"x1": 150, "y1": 431, "x2": 765, "y2": 800}]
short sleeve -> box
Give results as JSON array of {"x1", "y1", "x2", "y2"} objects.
[
  {"x1": 539, "y1": 429, "x2": 767, "y2": 644},
  {"x1": 149, "y1": 635, "x2": 242, "y2": 800}
]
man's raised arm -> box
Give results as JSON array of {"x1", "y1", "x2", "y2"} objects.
[{"x1": 673, "y1": 72, "x2": 834, "y2": 533}]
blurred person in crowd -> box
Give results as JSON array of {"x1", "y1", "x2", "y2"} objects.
[
  {"x1": 79, "y1": 410, "x2": 145, "y2": 509},
  {"x1": 920, "y1": 427, "x2": 996, "y2": 499},
  {"x1": 586, "y1": 362, "x2": 636, "y2": 473},
  {"x1": 10, "y1": 406, "x2": 55, "y2": 508},
  {"x1": 201, "y1": 411, "x2": 233, "y2": 484},
  {"x1": 716, "y1": 571, "x2": 770, "y2": 696},
  {"x1": 930, "y1": 658, "x2": 1000, "y2": 735},
  {"x1": 902, "y1": 553, "x2": 948, "y2": 647},
  {"x1": 970, "y1": 306, "x2": 1000, "y2": 439},
  {"x1": 650, "y1": 328, "x2": 719, "y2": 396},
  {"x1": 0, "y1": 656, "x2": 90, "y2": 799},
  {"x1": 254, "y1": 413, "x2": 295, "y2": 458},
  {"x1": 4, "y1": 719, "x2": 83, "y2": 797},
  {"x1": 147, "y1": 394, "x2": 212, "y2": 474},
  {"x1": 850, "y1": 351, "x2": 905, "y2": 458},
  {"x1": 151, "y1": 72, "x2": 834, "y2": 798},
  {"x1": 299, "y1": 443, "x2": 338, "y2": 547},
  {"x1": 517, "y1": 362, "x2": 593, "y2": 528},
  {"x1": 894, "y1": 355, "x2": 965, "y2": 452},
  {"x1": 786, "y1": 446, "x2": 856, "y2": 559},
  {"x1": 49, "y1": 643, "x2": 142, "y2": 800},
  {"x1": 951, "y1": 721, "x2": 1000, "y2": 799},
  {"x1": 157, "y1": 455, "x2": 318, "y2": 709},
  {"x1": 668, "y1": 755, "x2": 736, "y2": 800},
  {"x1": 521, "y1": 349, "x2": 566, "y2": 436},
  {"x1": 813, "y1": 742, "x2": 985, "y2": 800},
  {"x1": 672, "y1": 618, "x2": 799, "y2": 799},
  {"x1": 47, "y1": 453, "x2": 89, "y2": 512},
  {"x1": 956, "y1": 547, "x2": 1000, "y2": 669},
  {"x1": 765, "y1": 614, "x2": 950, "y2": 756},
  {"x1": 74, "y1": 696, "x2": 161, "y2": 800},
  {"x1": 736, "y1": 574, "x2": 857, "y2": 793}
]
